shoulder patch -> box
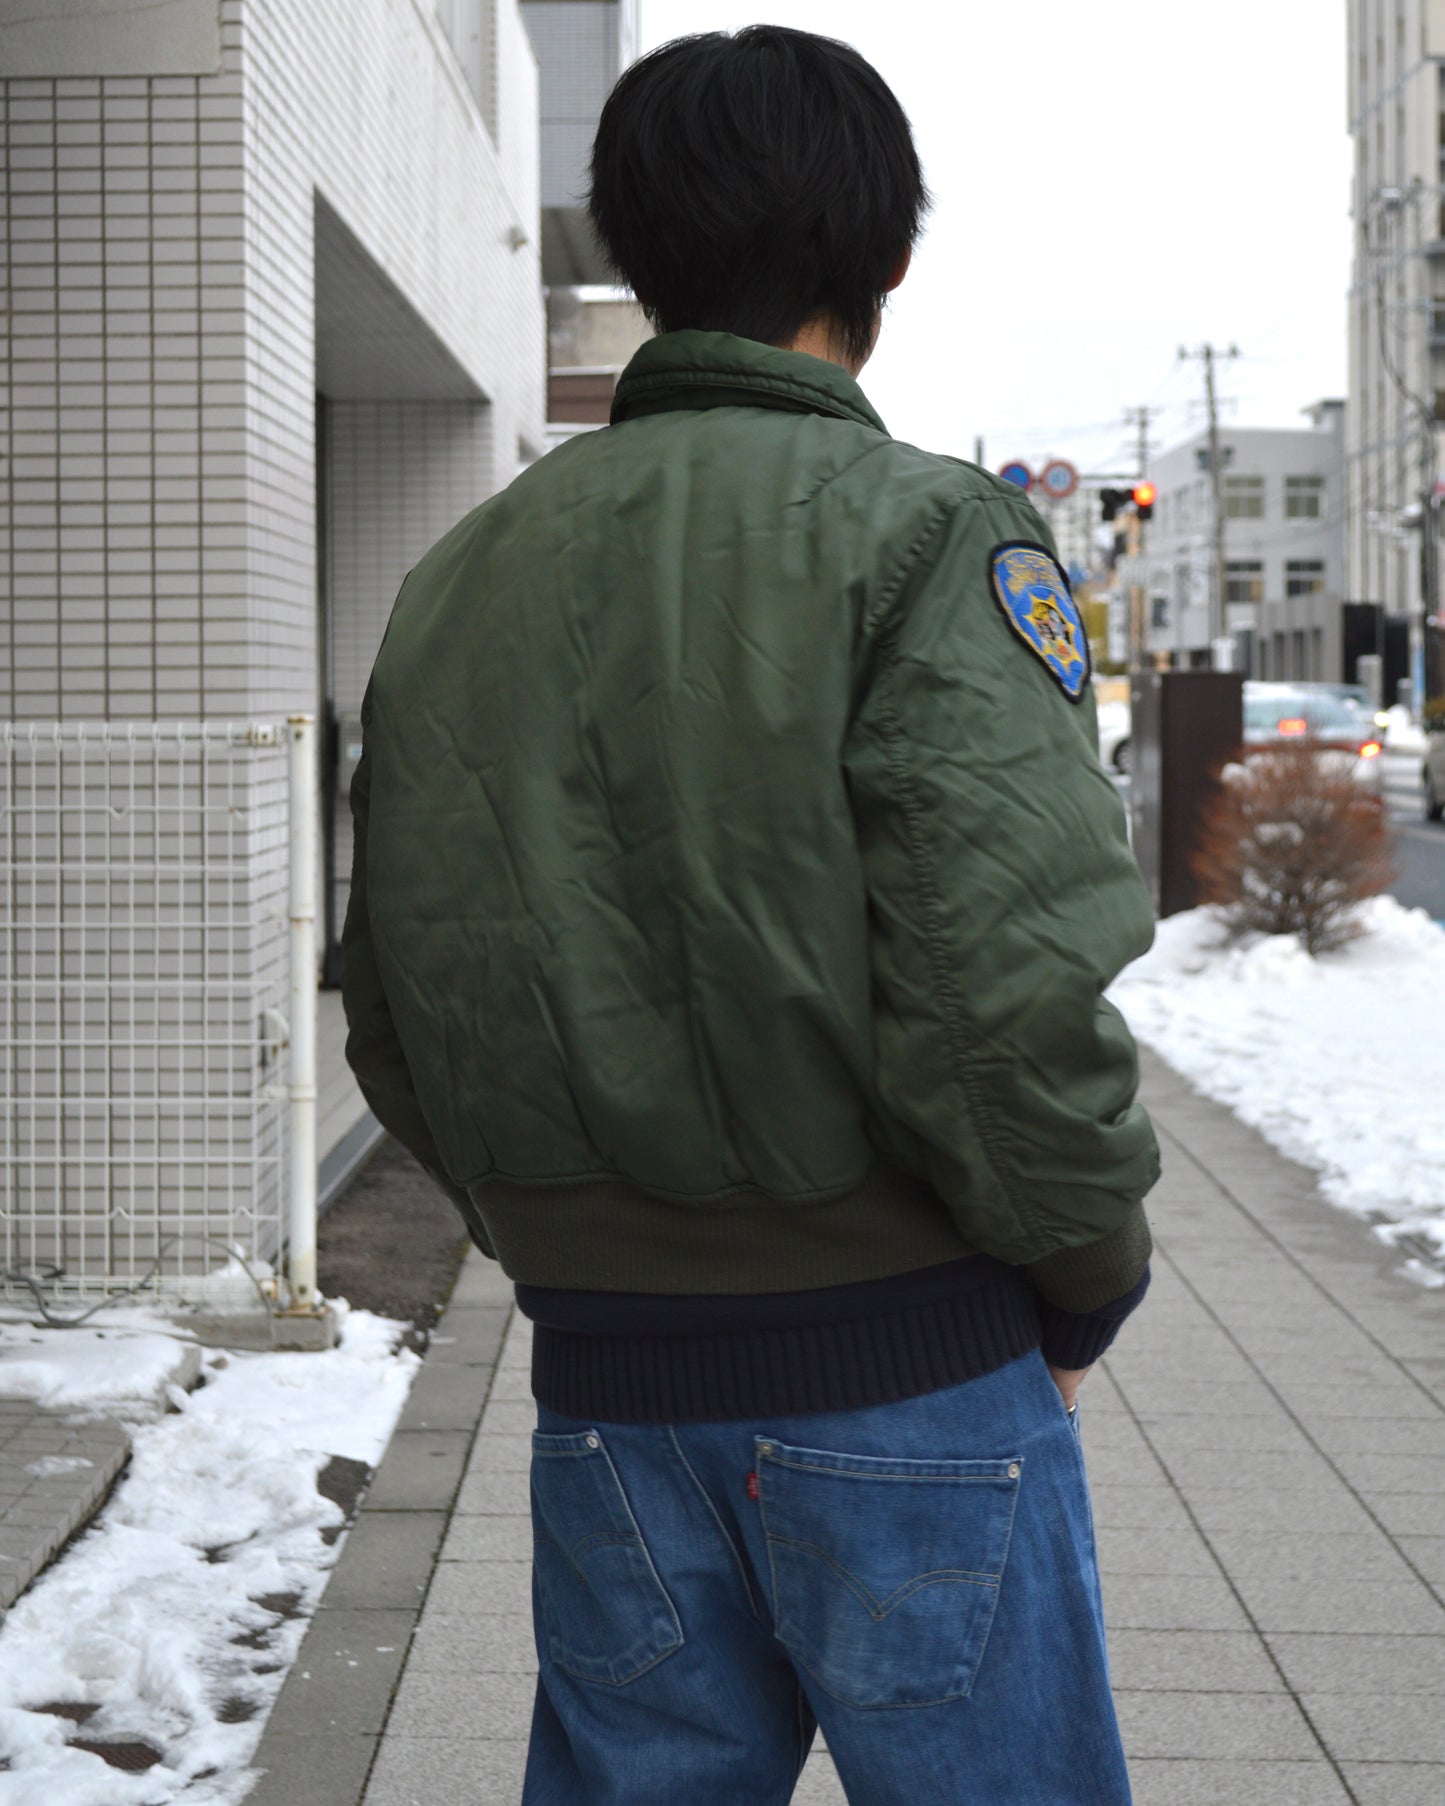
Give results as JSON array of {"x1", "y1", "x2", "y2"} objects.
[{"x1": 988, "y1": 541, "x2": 1091, "y2": 701}]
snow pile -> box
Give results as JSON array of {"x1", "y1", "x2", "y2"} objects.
[
  {"x1": 0, "y1": 1305, "x2": 418, "y2": 1805},
  {"x1": 1384, "y1": 704, "x2": 1428, "y2": 755},
  {"x1": 1110, "y1": 895, "x2": 1445, "y2": 1265},
  {"x1": 0, "y1": 1323, "x2": 189, "y2": 1411}
]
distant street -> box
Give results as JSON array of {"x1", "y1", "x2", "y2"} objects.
[{"x1": 1383, "y1": 746, "x2": 1445, "y2": 923}]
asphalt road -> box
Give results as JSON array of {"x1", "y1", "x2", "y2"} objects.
[{"x1": 1382, "y1": 745, "x2": 1445, "y2": 922}]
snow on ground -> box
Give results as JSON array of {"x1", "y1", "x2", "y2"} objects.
[
  {"x1": 0, "y1": 1303, "x2": 418, "y2": 1805},
  {"x1": 1110, "y1": 895, "x2": 1445, "y2": 1274},
  {"x1": 1384, "y1": 704, "x2": 1428, "y2": 756}
]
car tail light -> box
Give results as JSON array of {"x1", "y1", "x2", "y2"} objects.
[
  {"x1": 1359, "y1": 740, "x2": 1382, "y2": 758},
  {"x1": 1278, "y1": 717, "x2": 1308, "y2": 736}
]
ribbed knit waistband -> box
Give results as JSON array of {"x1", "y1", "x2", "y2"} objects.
[{"x1": 522, "y1": 1259, "x2": 1042, "y2": 1424}]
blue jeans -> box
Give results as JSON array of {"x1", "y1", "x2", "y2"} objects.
[{"x1": 521, "y1": 1349, "x2": 1130, "y2": 1805}]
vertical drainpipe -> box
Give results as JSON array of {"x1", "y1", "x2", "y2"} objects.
[{"x1": 287, "y1": 713, "x2": 318, "y2": 1310}]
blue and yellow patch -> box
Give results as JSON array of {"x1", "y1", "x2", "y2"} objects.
[{"x1": 988, "y1": 542, "x2": 1091, "y2": 702}]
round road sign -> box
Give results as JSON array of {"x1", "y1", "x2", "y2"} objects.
[
  {"x1": 999, "y1": 460, "x2": 1033, "y2": 491},
  {"x1": 1039, "y1": 459, "x2": 1080, "y2": 502}
]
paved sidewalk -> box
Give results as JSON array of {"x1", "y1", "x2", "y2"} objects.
[{"x1": 260, "y1": 1048, "x2": 1445, "y2": 1805}]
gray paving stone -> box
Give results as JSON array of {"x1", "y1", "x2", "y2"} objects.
[
  {"x1": 1362, "y1": 1491, "x2": 1445, "y2": 1538},
  {"x1": 423, "y1": 1306, "x2": 513, "y2": 1369},
  {"x1": 1126, "y1": 1758, "x2": 1351, "y2": 1805},
  {"x1": 244, "y1": 1731, "x2": 379, "y2": 1806},
  {"x1": 1087, "y1": 1482, "x2": 1194, "y2": 1532},
  {"x1": 386, "y1": 1667, "x2": 536, "y2": 1739},
  {"x1": 1107, "y1": 1629, "x2": 1283, "y2": 1694},
  {"x1": 362, "y1": 1734, "x2": 528, "y2": 1806},
  {"x1": 1395, "y1": 1536, "x2": 1445, "y2": 1586},
  {"x1": 422, "y1": 1558, "x2": 534, "y2": 1617},
  {"x1": 1311, "y1": 1418, "x2": 1445, "y2": 1457},
  {"x1": 1152, "y1": 1448, "x2": 1344, "y2": 1494},
  {"x1": 1144, "y1": 1415, "x2": 1314, "y2": 1455},
  {"x1": 364, "y1": 1430, "x2": 472, "y2": 1512},
  {"x1": 1228, "y1": 1578, "x2": 1445, "y2": 1639},
  {"x1": 453, "y1": 1467, "x2": 532, "y2": 1516},
  {"x1": 1120, "y1": 1380, "x2": 1307, "y2": 1421},
  {"x1": 1271, "y1": 1382, "x2": 1443, "y2": 1421},
  {"x1": 406, "y1": 1610, "x2": 536, "y2": 1674},
  {"x1": 475, "y1": 1399, "x2": 537, "y2": 1438},
  {"x1": 396, "y1": 1362, "x2": 496, "y2": 1435},
  {"x1": 437, "y1": 1513, "x2": 532, "y2": 1565},
  {"x1": 1302, "y1": 1692, "x2": 1445, "y2": 1762},
  {"x1": 485, "y1": 1365, "x2": 534, "y2": 1403},
  {"x1": 1103, "y1": 1573, "x2": 1251, "y2": 1633},
  {"x1": 790, "y1": 1753, "x2": 848, "y2": 1805},
  {"x1": 1268, "y1": 1632, "x2": 1445, "y2": 1695},
  {"x1": 1114, "y1": 1689, "x2": 1320, "y2": 1760},
  {"x1": 1204, "y1": 1528, "x2": 1414, "y2": 1584},
  {"x1": 1334, "y1": 1451, "x2": 1445, "y2": 1495},
  {"x1": 462, "y1": 1432, "x2": 533, "y2": 1473},
  {"x1": 321, "y1": 1511, "x2": 449, "y2": 1612},
  {"x1": 261, "y1": 1608, "x2": 416, "y2": 1736},
  {"x1": 1094, "y1": 1524, "x2": 1221, "y2": 1579},
  {"x1": 1338, "y1": 1762, "x2": 1445, "y2": 1805},
  {"x1": 1182, "y1": 1483, "x2": 1378, "y2": 1537}
]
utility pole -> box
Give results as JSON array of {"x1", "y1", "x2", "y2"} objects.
[
  {"x1": 1180, "y1": 344, "x2": 1240, "y2": 666},
  {"x1": 1121, "y1": 408, "x2": 1154, "y2": 673},
  {"x1": 1123, "y1": 405, "x2": 1155, "y2": 479}
]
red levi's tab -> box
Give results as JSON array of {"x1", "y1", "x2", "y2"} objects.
[{"x1": 745, "y1": 1471, "x2": 759, "y2": 1500}]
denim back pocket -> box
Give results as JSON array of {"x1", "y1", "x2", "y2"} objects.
[
  {"x1": 530, "y1": 1428, "x2": 684, "y2": 1687},
  {"x1": 757, "y1": 1437, "x2": 1021, "y2": 1709}
]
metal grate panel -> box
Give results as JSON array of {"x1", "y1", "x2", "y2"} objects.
[{"x1": 0, "y1": 722, "x2": 293, "y2": 1300}]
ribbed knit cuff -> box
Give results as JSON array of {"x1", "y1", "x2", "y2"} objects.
[
  {"x1": 1024, "y1": 1199, "x2": 1153, "y2": 1312},
  {"x1": 1036, "y1": 1264, "x2": 1151, "y2": 1371}
]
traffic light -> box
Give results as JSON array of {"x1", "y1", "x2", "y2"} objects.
[
  {"x1": 1100, "y1": 487, "x2": 1131, "y2": 523},
  {"x1": 1133, "y1": 481, "x2": 1157, "y2": 522}
]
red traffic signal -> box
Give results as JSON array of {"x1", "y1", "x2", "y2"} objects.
[{"x1": 1133, "y1": 481, "x2": 1157, "y2": 522}]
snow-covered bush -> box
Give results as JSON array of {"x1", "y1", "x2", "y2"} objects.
[{"x1": 1189, "y1": 743, "x2": 1396, "y2": 955}]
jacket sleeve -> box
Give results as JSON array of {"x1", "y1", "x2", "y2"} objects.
[
  {"x1": 341, "y1": 683, "x2": 498, "y2": 1259},
  {"x1": 842, "y1": 492, "x2": 1159, "y2": 1312}
]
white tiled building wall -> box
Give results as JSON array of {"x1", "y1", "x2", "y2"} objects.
[
  {"x1": 1, "y1": 0, "x2": 545, "y2": 1282},
  {"x1": 3, "y1": 0, "x2": 544, "y2": 723}
]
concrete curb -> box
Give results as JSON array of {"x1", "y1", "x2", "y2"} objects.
[{"x1": 243, "y1": 1253, "x2": 514, "y2": 1806}]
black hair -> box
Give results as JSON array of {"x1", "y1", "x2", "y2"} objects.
[{"x1": 588, "y1": 25, "x2": 929, "y2": 366}]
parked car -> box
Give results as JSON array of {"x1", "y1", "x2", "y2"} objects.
[
  {"x1": 1242, "y1": 682, "x2": 1386, "y2": 797},
  {"x1": 1312, "y1": 681, "x2": 1391, "y2": 741},
  {"x1": 1424, "y1": 727, "x2": 1445, "y2": 821},
  {"x1": 1096, "y1": 698, "x2": 1132, "y2": 774}
]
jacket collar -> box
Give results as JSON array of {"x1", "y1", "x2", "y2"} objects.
[{"x1": 610, "y1": 329, "x2": 890, "y2": 436}]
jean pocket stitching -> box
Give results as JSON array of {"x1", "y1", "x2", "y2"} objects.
[
  {"x1": 758, "y1": 1446, "x2": 1021, "y2": 1709},
  {"x1": 766, "y1": 1533, "x2": 1003, "y2": 1617},
  {"x1": 531, "y1": 1433, "x2": 684, "y2": 1687}
]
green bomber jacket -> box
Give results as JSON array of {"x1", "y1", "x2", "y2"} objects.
[{"x1": 341, "y1": 330, "x2": 1160, "y2": 1312}]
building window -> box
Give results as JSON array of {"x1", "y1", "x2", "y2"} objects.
[
  {"x1": 1226, "y1": 561, "x2": 1264, "y2": 604},
  {"x1": 1286, "y1": 560, "x2": 1326, "y2": 598},
  {"x1": 1285, "y1": 476, "x2": 1325, "y2": 519},
  {"x1": 1224, "y1": 475, "x2": 1265, "y2": 520},
  {"x1": 1150, "y1": 596, "x2": 1169, "y2": 629}
]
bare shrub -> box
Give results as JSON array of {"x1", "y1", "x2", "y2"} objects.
[{"x1": 1189, "y1": 742, "x2": 1397, "y2": 955}]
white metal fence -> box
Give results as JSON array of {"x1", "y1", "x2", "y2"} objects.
[{"x1": 0, "y1": 720, "x2": 317, "y2": 1305}]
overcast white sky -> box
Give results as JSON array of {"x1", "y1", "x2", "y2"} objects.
[{"x1": 638, "y1": 0, "x2": 1353, "y2": 481}]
